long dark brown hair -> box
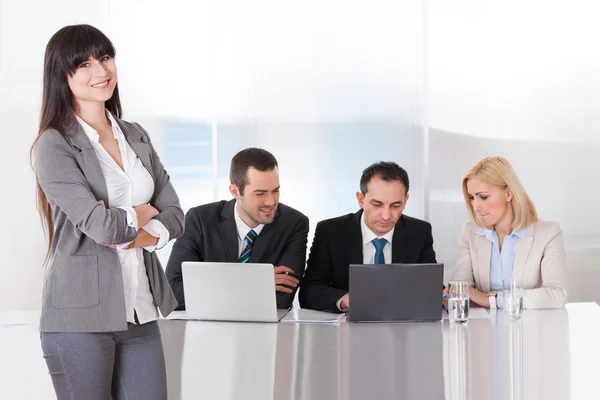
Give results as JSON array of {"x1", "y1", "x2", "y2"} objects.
[{"x1": 30, "y1": 24, "x2": 122, "y2": 263}]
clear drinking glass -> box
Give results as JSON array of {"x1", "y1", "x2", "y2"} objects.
[
  {"x1": 448, "y1": 280, "x2": 470, "y2": 323},
  {"x1": 503, "y1": 278, "x2": 523, "y2": 319}
]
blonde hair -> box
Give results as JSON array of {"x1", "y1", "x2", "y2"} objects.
[{"x1": 462, "y1": 156, "x2": 538, "y2": 230}]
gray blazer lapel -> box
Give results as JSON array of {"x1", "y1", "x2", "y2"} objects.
[
  {"x1": 143, "y1": 251, "x2": 178, "y2": 315},
  {"x1": 219, "y1": 201, "x2": 239, "y2": 262},
  {"x1": 116, "y1": 120, "x2": 153, "y2": 179},
  {"x1": 476, "y1": 234, "x2": 492, "y2": 292},
  {"x1": 65, "y1": 123, "x2": 111, "y2": 207},
  {"x1": 513, "y1": 224, "x2": 535, "y2": 281}
]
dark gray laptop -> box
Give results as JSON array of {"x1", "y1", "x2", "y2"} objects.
[{"x1": 348, "y1": 263, "x2": 444, "y2": 322}]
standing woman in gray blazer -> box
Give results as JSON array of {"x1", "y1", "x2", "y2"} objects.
[{"x1": 31, "y1": 25, "x2": 184, "y2": 400}]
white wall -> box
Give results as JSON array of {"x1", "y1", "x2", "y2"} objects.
[
  {"x1": 426, "y1": 0, "x2": 600, "y2": 299},
  {"x1": 1, "y1": 0, "x2": 599, "y2": 310}
]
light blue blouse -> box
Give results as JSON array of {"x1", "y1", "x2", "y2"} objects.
[{"x1": 474, "y1": 227, "x2": 526, "y2": 308}]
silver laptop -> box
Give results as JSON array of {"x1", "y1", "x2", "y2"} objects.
[
  {"x1": 348, "y1": 263, "x2": 444, "y2": 322},
  {"x1": 181, "y1": 262, "x2": 290, "y2": 322}
]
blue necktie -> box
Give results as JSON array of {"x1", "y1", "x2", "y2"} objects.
[
  {"x1": 239, "y1": 230, "x2": 257, "y2": 263},
  {"x1": 372, "y1": 238, "x2": 388, "y2": 264}
]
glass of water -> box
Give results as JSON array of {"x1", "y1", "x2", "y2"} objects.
[
  {"x1": 503, "y1": 278, "x2": 523, "y2": 319},
  {"x1": 448, "y1": 280, "x2": 470, "y2": 323}
]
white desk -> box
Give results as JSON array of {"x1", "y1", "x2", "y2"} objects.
[{"x1": 2, "y1": 303, "x2": 599, "y2": 399}]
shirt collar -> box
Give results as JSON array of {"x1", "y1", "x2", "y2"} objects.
[
  {"x1": 234, "y1": 200, "x2": 265, "y2": 241},
  {"x1": 360, "y1": 212, "x2": 395, "y2": 246},
  {"x1": 512, "y1": 228, "x2": 527, "y2": 239},
  {"x1": 475, "y1": 226, "x2": 527, "y2": 240},
  {"x1": 76, "y1": 110, "x2": 121, "y2": 144}
]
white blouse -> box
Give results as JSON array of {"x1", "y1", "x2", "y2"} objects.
[{"x1": 76, "y1": 112, "x2": 169, "y2": 325}]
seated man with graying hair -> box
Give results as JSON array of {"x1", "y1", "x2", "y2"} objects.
[{"x1": 300, "y1": 161, "x2": 437, "y2": 313}]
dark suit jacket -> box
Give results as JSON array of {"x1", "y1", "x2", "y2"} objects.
[
  {"x1": 299, "y1": 210, "x2": 437, "y2": 313},
  {"x1": 166, "y1": 199, "x2": 309, "y2": 310}
]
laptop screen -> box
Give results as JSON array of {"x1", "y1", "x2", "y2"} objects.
[{"x1": 348, "y1": 263, "x2": 444, "y2": 322}]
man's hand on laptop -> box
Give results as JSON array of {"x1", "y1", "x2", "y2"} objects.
[
  {"x1": 274, "y1": 266, "x2": 299, "y2": 293},
  {"x1": 340, "y1": 294, "x2": 350, "y2": 311}
]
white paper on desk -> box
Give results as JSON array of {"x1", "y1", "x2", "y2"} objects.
[
  {"x1": 281, "y1": 308, "x2": 346, "y2": 323},
  {"x1": 0, "y1": 312, "x2": 40, "y2": 327},
  {"x1": 442, "y1": 307, "x2": 491, "y2": 320},
  {"x1": 163, "y1": 310, "x2": 192, "y2": 320},
  {"x1": 0, "y1": 323, "x2": 30, "y2": 328}
]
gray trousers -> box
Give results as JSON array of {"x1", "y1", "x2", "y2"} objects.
[{"x1": 41, "y1": 321, "x2": 167, "y2": 400}]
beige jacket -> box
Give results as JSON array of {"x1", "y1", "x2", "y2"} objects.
[{"x1": 451, "y1": 220, "x2": 568, "y2": 309}]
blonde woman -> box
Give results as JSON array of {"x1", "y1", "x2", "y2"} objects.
[{"x1": 448, "y1": 156, "x2": 567, "y2": 309}]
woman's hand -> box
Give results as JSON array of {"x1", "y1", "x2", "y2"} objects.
[
  {"x1": 468, "y1": 288, "x2": 490, "y2": 308},
  {"x1": 129, "y1": 229, "x2": 159, "y2": 248},
  {"x1": 134, "y1": 204, "x2": 159, "y2": 228},
  {"x1": 94, "y1": 197, "x2": 158, "y2": 248}
]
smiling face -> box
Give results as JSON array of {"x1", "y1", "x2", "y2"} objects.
[
  {"x1": 466, "y1": 177, "x2": 514, "y2": 229},
  {"x1": 356, "y1": 176, "x2": 409, "y2": 236},
  {"x1": 67, "y1": 55, "x2": 117, "y2": 109},
  {"x1": 230, "y1": 167, "x2": 280, "y2": 227}
]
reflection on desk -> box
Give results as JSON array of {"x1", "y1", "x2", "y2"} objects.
[
  {"x1": 444, "y1": 308, "x2": 570, "y2": 400},
  {"x1": 348, "y1": 322, "x2": 444, "y2": 399},
  {"x1": 162, "y1": 320, "x2": 279, "y2": 400},
  {"x1": 0, "y1": 304, "x2": 597, "y2": 399}
]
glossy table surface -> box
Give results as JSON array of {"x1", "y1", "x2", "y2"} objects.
[{"x1": 2, "y1": 303, "x2": 598, "y2": 399}]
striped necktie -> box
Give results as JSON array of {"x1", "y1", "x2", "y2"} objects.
[{"x1": 239, "y1": 229, "x2": 258, "y2": 263}]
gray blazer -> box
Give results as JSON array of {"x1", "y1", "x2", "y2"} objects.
[{"x1": 34, "y1": 118, "x2": 184, "y2": 332}]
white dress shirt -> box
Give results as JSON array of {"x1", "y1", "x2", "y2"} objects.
[
  {"x1": 337, "y1": 213, "x2": 396, "y2": 311},
  {"x1": 234, "y1": 201, "x2": 265, "y2": 258},
  {"x1": 360, "y1": 213, "x2": 395, "y2": 264},
  {"x1": 77, "y1": 112, "x2": 170, "y2": 325}
]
